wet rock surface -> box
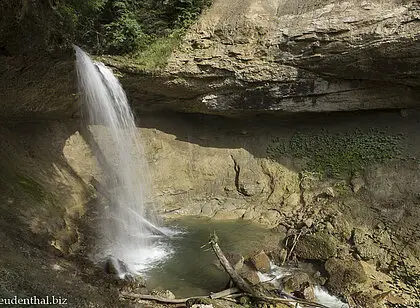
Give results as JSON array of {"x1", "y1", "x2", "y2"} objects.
[
  {"x1": 281, "y1": 271, "x2": 313, "y2": 295},
  {"x1": 239, "y1": 263, "x2": 261, "y2": 286},
  {"x1": 250, "y1": 251, "x2": 271, "y2": 273}
]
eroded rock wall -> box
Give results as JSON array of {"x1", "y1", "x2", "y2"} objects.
[
  {"x1": 0, "y1": 121, "x2": 95, "y2": 253},
  {"x1": 1, "y1": 0, "x2": 419, "y2": 120},
  {"x1": 109, "y1": 0, "x2": 420, "y2": 115}
]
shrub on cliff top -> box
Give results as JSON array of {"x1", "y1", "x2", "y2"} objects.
[{"x1": 57, "y1": 0, "x2": 212, "y2": 56}]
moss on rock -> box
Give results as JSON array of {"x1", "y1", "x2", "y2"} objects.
[{"x1": 267, "y1": 129, "x2": 404, "y2": 178}]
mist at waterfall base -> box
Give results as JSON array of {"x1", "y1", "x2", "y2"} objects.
[{"x1": 74, "y1": 46, "x2": 173, "y2": 276}]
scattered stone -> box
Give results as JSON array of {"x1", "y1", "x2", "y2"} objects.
[
  {"x1": 186, "y1": 298, "x2": 213, "y2": 308},
  {"x1": 303, "y1": 286, "x2": 316, "y2": 302},
  {"x1": 385, "y1": 293, "x2": 406, "y2": 305},
  {"x1": 238, "y1": 183, "x2": 258, "y2": 196},
  {"x1": 250, "y1": 250, "x2": 271, "y2": 273},
  {"x1": 325, "y1": 258, "x2": 368, "y2": 295},
  {"x1": 238, "y1": 296, "x2": 251, "y2": 305},
  {"x1": 325, "y1": 221, "x2": 334, "y2": 232},
  {"x1": 282, "y1": 271, "x2": 312, "y2": 294},
  {"x1": 294, "y1": 232, "x2": 337, "y2": 260},
  {"x1": 351, "y1": 291, "x2": 376, "y2": 308},
  {"x1": 325, "y1": 187, "x2": 335, "y2": 197},
  {"x1": 153, "y1": 289, "x2": 176, "y2": 300},
  {"x1": 331, "y1": 216, "x2": 353, "y2": 241},
  {"x1": 352, "y1": 228, "x2": 385, "y2": 261},
  {"x1": 258, "y1": 210, "x2": 281, "y2": 228},
  {"x1": 373, "y1": 282, "x2": 388, "y2": 292},
  {"x1": 239, "y1": 263, "x2": 260, "y2": 285},
  {"x1": 51, "y1": 263, "x2": 64, "y2": 271},
  {"x1": 104, "y1": 256, "x2": 128, "y2": 277}
]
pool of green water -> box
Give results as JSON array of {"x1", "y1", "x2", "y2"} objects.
[{"x1": 144, "y1": 217, "x2": 276, "y2": 298}]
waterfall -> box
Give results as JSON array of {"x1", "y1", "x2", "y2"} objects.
[{"x1": 74, "y1": 46, "x2": 168, "y2": 276}]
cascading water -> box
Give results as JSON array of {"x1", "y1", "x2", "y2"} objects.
[{"x1": 74, "y1": 46, "x2": 169, "y2": 276}]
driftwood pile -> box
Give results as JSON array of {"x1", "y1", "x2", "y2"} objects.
[{"x1": 122, "y1": 232, "x2": 328, "y2": 307}]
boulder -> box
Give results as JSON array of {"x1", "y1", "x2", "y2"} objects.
[
  {"x1": 282, "y1": 271, "x2": 313, "y2": 294},
  {"x1": 239, "y1": 263, "x2": 261, "y2": 285},
  {"x1": 325, "y1": 257, "x2": 368, "y2": 295},
  {"x1": 250, "y1": 250, "x2": 271, "y2": 273},
  {"x1": 294, "y1": 232, "x2": 337, "y2": 260},
  {"x1": 103, "y1": 256, "x2": 129, "y2": 278},
  {"x1": 151, "y1": 289, "x2": 176, "y2": 300}
]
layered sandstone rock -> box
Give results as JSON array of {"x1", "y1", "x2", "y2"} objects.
[
  {"x1": 1, "y1": 0, "x2": 419, "y2": 120},
  {"x1": 116, "y1": 0, "x2": 420, "y2": 115}
]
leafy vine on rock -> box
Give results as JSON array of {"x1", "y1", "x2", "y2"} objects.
[{"x1": 267, "y1": 129, "x2": 405, "y2": 179}]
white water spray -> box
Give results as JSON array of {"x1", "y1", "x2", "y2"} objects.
[
  {"x1": 74, "y1": 46, "x2": 168, "y2": 275},
  {"x1": 258, "y1": 263, "x2": 349, "y2": 308}
]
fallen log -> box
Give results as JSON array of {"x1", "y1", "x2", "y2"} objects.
[
  {"x1": 208, "y1": 232, "x2": 257, "y2": 296},
  {"x1": 209, "y1": 287, "x2": 240, "y2": 299},
  {"x1": 121, "y1": 287, "x2": 240, "y2": 304}
]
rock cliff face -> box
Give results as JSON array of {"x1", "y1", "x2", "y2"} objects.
[
  {"x1": 115, "y1": 0, "x2": 420, "y2": 115},
  {"x1": 1, "y1": 0, "x2": 419, "y2": 119}
]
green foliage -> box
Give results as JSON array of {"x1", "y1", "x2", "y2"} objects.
[
  {"x1": 57, "y1": 0, "x2": 212, "y2": 61},
  {"x1": 267, "y1": 129, "x2": 404, "y2": 178},
  {"x1": 103, "y1": 14, "x2": 149, "y2": 53},
  {"x1": 133, "y1": 31, "x2": 183, "y2": 70},
  {"x1": 57, "y1": 0, "x2": 106, "y2": 49},
  {"x1": 165, "y1": 0, "x2": 213, "y2": 28}
]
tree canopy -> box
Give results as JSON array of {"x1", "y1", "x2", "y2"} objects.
[{"x1": 58, "y1": 0, "x2": 212, "y2": 54}]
